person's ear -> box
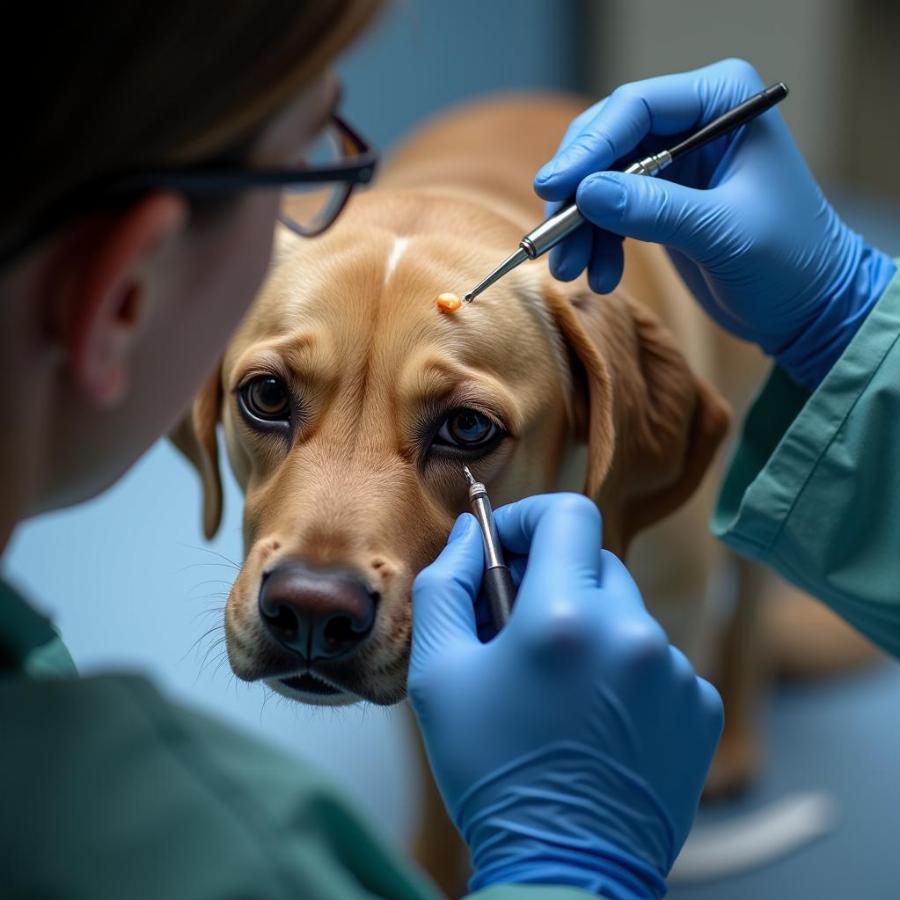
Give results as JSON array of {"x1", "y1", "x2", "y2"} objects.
[
  {"x1": 49, "y1": 192, "x2": 187, "y2": 407},
  {"x1": 170, "y1": 365, "x2": 224, "y2": 540},
  {"x1": 542, "y1": 274, "x2": 731, "y2": 557}
]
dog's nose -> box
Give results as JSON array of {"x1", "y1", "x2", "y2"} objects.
[{"x1": 258, "y1": 560, "x2": 377, "y2": 661}]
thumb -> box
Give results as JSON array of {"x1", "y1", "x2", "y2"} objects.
[
  {"x1": 576, "y1": 171, "x2": 714, "y2": 257},
  {"x1": 411, "y1": 514, "x2": 482, "y2": 660}
]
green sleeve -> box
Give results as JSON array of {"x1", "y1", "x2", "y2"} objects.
[
  {"x1": 0, "y1": 673, "x2": 441, "y2": 899},
  {"x1": 712, "y1": 265, "x2": 900, "y2": 657},
  {"x1": 0, "y1": 673, "x2": 593, "y2": 900}
]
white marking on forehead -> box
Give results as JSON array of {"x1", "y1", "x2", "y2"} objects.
[{"x1": 383, "y1": 236, "x2": 410, "y2": 286}]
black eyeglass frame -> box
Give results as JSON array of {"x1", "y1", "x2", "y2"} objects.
[{"x1": 0, "y1": 114, "x2": 378, "y2": 265}]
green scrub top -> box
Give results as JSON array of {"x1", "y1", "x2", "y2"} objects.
[
  {"x1": 713, "y1": 263, "x2": 900, "y2": 658},
  {"x1": 0, "y1": 578, "x2": 590, "y2": 899}
]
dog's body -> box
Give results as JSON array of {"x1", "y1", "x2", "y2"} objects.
[{"x1": 175, "y1": 94, "x2": 876, "y2": 893}]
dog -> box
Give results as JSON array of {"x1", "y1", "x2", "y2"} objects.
[{"x1": 174, "y1": 93, "x2": 876, "y2": 892}]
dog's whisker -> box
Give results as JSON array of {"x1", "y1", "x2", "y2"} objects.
[
  {"x1": 183, "y1": 632, "x2": 223, "y2": 666},
  {"x1": 186, "y1": 626, "x2": 227, "y2": 673},
  {"x1": 192, "y1": 604, "x2": 227, "y2": 624},
  {"x1": 187, "y1": 594, "x2": 230, "y2": 610},
  {"x1": 187, "y1": 579, "x2": 235, "y2": 594},
  {"x1": 211, "y1": 652, "x2": 232, "y2": 681},
  {"x1": 178, "y1": 542, "x2": 243, "y2": 569},
  {"x1": 194, "y1": 622, "x2": 226, "y2": 644},
  {"x1": 259, "y1": 688, "x2": 274, "y2": 723},
  {"x1": 177, "y1": 561, "x2": 241, "y2": 575},
  {"x1": 198, "y1": 634, "x2": 227, "y2": 663},
  {"x1": 188, "y1": 598, "x2": 229, "y2": 613},
  {"x1": 190, "y1": 641, "x2": 228, "y2": 685},
  {"x1": 191, "y1": 591, "x2": 231, "y2": 603}
]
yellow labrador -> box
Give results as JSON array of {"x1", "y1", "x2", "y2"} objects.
[
  {"x1": 174, "y1": 95, "x2": 728, "y2": 705},
  {"x1": 174, "y1": 94, "x2": 874, "y2": 891}
]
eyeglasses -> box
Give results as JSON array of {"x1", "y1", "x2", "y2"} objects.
[
  {"x1": 277, "y1": 115, "x2": 378, "y2": 237},
  {"x1": 0, "y1": 114, "x2": 377, "y2": 265},
  {"x1": 129, "y1": 114, "x2": 377, "y2": 238}
]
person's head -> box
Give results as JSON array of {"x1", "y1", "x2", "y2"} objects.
[{"x1": 0, "y1": 1, "x2": 380, "y2": 534}]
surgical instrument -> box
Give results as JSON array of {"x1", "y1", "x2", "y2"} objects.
[
  {"x1": 463, "y1": 81, "x2": 789, "y2": 303},
  {"x1": 463, "y1": 466, "x2": 516, "y2": 630}
]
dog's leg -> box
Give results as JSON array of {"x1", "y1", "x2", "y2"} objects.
[
  {"x1": 703, "y1": 555, "x2": 766, "y2": 799},
  {"x1": 407, "y1": 704, "x2": 469, "y2": 898}
]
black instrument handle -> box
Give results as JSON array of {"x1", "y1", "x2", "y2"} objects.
[{"x1": 485, "y1": 565, "x2": 516, "y2": 630}]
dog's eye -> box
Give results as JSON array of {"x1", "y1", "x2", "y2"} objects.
[
  {"x1": 239, "y1": 376, "x2": 290, "y2": 422},
  {"x1": 434, "y1": 409, "x2": 499, "y2": 449}
]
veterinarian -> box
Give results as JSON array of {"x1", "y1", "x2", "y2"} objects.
[
  {"x1": 1, "y1": 3, "x2": 721, "y2": 899},
  {"x1": 535, "y1": 56, "x2": 900, "y2": 656}
]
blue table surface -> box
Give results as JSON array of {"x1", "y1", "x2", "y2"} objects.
[{"x1": 670, "y1": 662, "x2": 900, "y2": 899}]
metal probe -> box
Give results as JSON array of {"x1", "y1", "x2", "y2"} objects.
[
  {"x1": 463, "y1": 466, "x2": 516, "y2": 630},
  {"x1": 464, "y1": 81, "x2": 789, "y2": 303}
]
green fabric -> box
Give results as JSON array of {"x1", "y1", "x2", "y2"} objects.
[
  {"x1": 23, "y1": 632, "x2": 78, "y2": 678},
  {"x1": 0, "y1": 578, "x2": 593, "y2": 899},
  {"x1": 713, "y1": 263, "x2": 900, "y2": 658},
  {"x1": 0, "y1": 575, "x2": 76, "y2": 677}
]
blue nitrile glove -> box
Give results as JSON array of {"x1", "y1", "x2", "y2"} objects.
[
  {"x1": 408, "y1": 494, "x2": 723, "y2": 898},
  {"x1": 534, "y1": 58, "x2": 896, "y2": 390}
]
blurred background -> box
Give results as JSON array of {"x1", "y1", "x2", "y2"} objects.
[{"x1": 6, "y1": 1, "x2": 900, "y2": 896}]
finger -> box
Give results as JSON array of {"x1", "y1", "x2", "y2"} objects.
[
  {"x1": 665, "y1": 646, "x2": 725, "y2": 748},
  {"x1": 668, "y1": 645, "x2": 696, "y2": 681},
  {"x1": 697, "y1": 676, "x2": 725, "y2": 746},
  {"x1": 586, "y1": 230, "x2": 625, "y2": 294},
  {"x1": 507, "y1": 554, "x2": 528, "y2": 588},
  {"x1": 594, "y1": 549, "x2": 649, "y2": 618},
  {"x1": 534, "y1": 59, "x2": 765, "y2": 202},
  {"x1": 495, "y1": 494, "x2": 605, "y2": 617},
  {"x1": 535, "y1": 89, "x2": 657, "y2": 200},
  {"x1": 576, "y1": 171, "x2": 714, "y2": 256},
  {"x1": 492, "y1": 493, "x2": 594, "y2": 555},
  {"x1": 411, "y1": 514, "x2": 482, "y2": 656},
  {"x1": 536, "y1": 70, "x2": 707, "y2": 200},
  {"x1": 556, "y1": 99, "x2": 606, "y2": 157},
  {"x1": 549, "y1": 223, "x2": 593, "y2": 282},
  {"x1": 534, "y1": 98, "x2": 607, "y2": 201}
]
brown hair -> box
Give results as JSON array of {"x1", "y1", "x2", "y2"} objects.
[{"x1": 3, "y1": 0, "x2": 381, "y2": 258}]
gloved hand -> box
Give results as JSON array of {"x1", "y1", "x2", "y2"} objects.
[
  {"x1": 408, "y1": 494, "x2": 723, "y2": 898},
  {"x1": 534, "y1": 58, "x2": 896, "y2": 390}
]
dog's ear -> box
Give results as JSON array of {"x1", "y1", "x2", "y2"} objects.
[
  {"x1": 170, "y1": 366, "x2": 223, "y2": 540},
  {"x1": 543, "y1": 278, "x2": 730, "y2": 556}
]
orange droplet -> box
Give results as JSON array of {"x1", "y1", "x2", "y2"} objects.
[{"x1": 436, "y1": 292, "x2": 462, "y2": 314}]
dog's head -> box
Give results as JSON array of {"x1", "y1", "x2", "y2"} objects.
[{"x1": 173, "y1": 191, "x2": 729, "y2": 705}]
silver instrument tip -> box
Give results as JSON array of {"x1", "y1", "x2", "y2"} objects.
[
  {"x1": 463, "y1": 245, "x2": 530, "y2": 303},
  {"x1": 462, "y1": 465, "x2": 476, "y2": 487}
]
